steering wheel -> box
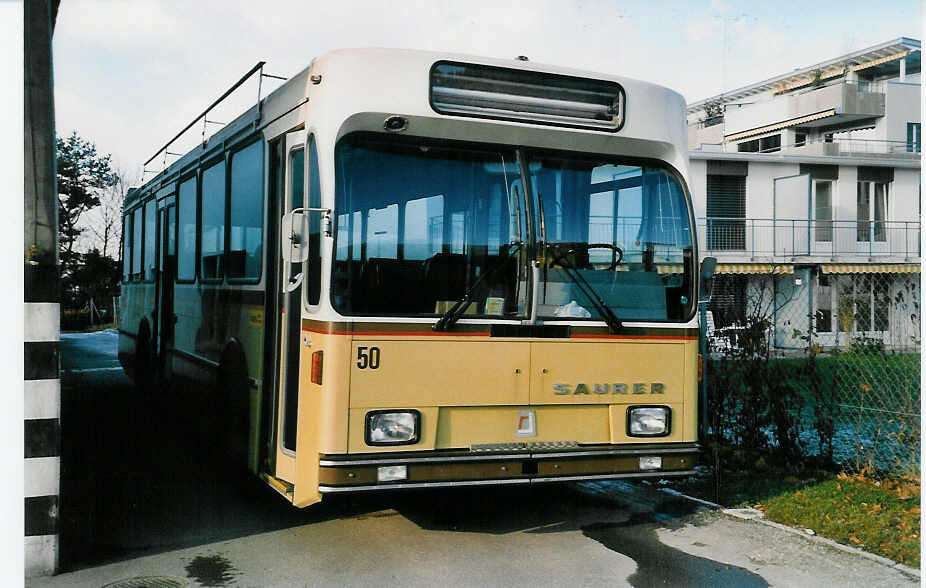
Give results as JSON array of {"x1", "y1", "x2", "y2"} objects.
[{"x1": 567, "y1": 243, "x2": 624, "y2": 271}]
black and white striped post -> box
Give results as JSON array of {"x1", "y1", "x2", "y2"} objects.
[
  {"x1": 24, "y1": 300, "x2": 60, "y2": 575},
  {"x1": 25, "y1": 0, "x2": 60, "y2": 576}
]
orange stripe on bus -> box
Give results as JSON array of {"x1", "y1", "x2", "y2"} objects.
[
  {"x1": 301, "y1": 327, "x2": 490, "y2": 337},
  {"x1": 299, "y1": 326, "x2": 695, "y2": 340}
]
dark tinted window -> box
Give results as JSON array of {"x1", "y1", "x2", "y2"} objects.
[
  {"x1": 177, "y1": 177, "x2": 197, "y2": 281},
  {"x1": 123, "y1": 214, "x2": 131, "y2": 281},
  {"x1": 307, "y1": 136, "x2": 322, "y2": 305},
  {"x1": 229, "y1": 141, "x2": 263, "y2": 279},
  {"x1": 144, "y1": 199, "x2": 157, "y2": 280},
  {"x1": 132, "y1": 207, "x2": 142, "y2": 280},
  {"x1": 201, "y1": 160, "x2": 226, "y2": 279}
]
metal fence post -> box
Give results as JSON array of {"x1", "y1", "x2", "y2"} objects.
[{"x1": 699, "y1": 301, "x2": 708, "y2": 443}]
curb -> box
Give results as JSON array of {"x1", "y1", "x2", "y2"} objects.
[{"x1": 659, "y1": 487, "x2": 921, "y2": 580}]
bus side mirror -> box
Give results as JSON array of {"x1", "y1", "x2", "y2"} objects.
[
  {"x1": 281, "y1": 210, "x2": 309, "y2": 264},
  {"x1": 699, "y1": 257, "x2": 717, "y2": 303}
]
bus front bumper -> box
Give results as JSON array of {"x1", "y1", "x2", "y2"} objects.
[{"x1": 317, "y1": 442, "x2": 699, "y2": 493}]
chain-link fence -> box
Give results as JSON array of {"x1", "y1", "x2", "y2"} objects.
[{"x1": 703, "y1": 267, "x2": 920, "y2": 476}]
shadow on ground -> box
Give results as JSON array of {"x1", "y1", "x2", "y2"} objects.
[
  {"x1": 58, "y1": 368, "x2": 388, "y2": 571},
  {"x1": 59, "y1": 335, "x2": 763, "y2": 587}
]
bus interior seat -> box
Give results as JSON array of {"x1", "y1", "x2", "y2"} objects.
[
  {"x1": 226, "y1": 250, "x2": 247, "y2": 278},
  {"x1": 202, "y1": 253, "x2": 222, "y2": 278},
  {"x1": 422, "y1": 253, "x2": 467, "y2": 305},
  {"x1": 357, "y1": 258, "x2": 426, "y2": 313}
]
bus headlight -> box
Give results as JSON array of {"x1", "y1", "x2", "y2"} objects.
[
  {"x1": 366, "y1": 410, "x2": 420, "y2": 446},
  {"x1": 627, "y1": 406, "x2": 671, "y2": 437}
]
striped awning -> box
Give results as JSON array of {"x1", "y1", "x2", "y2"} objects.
[
  {"x1": 724, "y1": 109, "x2": 837, "y2": 142},
  {"x1": 821, "y1": 263, "x2": 920, "y2": 274},
  {"x1": 716, "y1": 263, "x2": 794, "y2": 275},
  {"x1": 657, "y1": 264, "x2": 684, "y2": 274},
  {"x1": 851, "y1": 50, "x2": 910, "y2": 72}
]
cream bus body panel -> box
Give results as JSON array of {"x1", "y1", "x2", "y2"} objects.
[{"x1": 342, "y1": 336, "x2": 697, "y2": 453}]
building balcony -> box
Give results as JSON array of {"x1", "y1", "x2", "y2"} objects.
[
  {"x1": 723, "y1": 80, "x2": 885, "y2": 141},
  {"x1": 783, "y1": 137, "x2": 920, "y2": 158},
  {"x1": 698, "y1": 217, "x2": 920, "y2": 262}
]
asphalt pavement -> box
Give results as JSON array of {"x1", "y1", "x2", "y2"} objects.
[{"x1": 33, "y1": 329, "x2": 919, "y2": 587}]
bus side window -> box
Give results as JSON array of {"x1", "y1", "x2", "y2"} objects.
[
  {"x1": 177, "y1": 176, "x2": 197, "y2": 281},
  {"x1": 123, "y1": 214, "x2": 132, "y2": 281},
  {"x1": 228, "y1": 141, "x2": 263, "y2": 279},
  {"x1": 132, "y1": 207, "x2": 142, "y2": 281},
  {"x1": 200, "y1": 159, "x2": 226, "y2": 279},
  {"x1": 307, "y1": 136, "x2": 322, "y2": 305},
  {"x1": 144, "y1": 199, "x2": 157, "y2": 280}
]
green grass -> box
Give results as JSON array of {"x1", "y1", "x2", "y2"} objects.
[
  {"x1": 760, "y1": 474, "x2": 920, "y2": 568},
  {"x1": 668, "y1": 446, "x2": 921, "y2": 568},
  {"x1": 775, "y1": 352, "x2": 920, "y2": 395}
]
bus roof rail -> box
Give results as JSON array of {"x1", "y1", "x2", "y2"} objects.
[{"x1": 144, "y1": 61, "x2": 286, "y2": 169}]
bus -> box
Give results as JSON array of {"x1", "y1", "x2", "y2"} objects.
[{"x1": 119, "y1": 48, "x2": 711, "y2": 507}]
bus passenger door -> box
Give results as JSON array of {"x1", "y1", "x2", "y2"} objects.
[
  {"x1": 274, "y1": 130, "x2": 306, "y2": 485},
  {"x1": 156, "y1": 200, "x2": 177, "y2": 380}
]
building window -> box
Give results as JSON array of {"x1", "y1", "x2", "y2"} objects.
[
  {"x1": 708, "y1": 274, "x2": 747, "y2": 328},
  {"x1": 794, "y1": 133, "x2": 807, "y2": 147},
  {"x1": 857, "y1": 181, "x2": 888, "y2": 243},
  {"x1": 760, "y1": 134, "x2": 781, "y2": 153},
  {"x1": 816, "y1": 273, "x2": 892, "y2": 340},
  {"x1": 814, "y1": 273, "x2": 832, "y2": 333},
  {"x1": 737, "y1": 139, "x2": 759, "y2": 153},
  {"x1": 906, "y1": 123, "x2": 920, "y2": 153},
  {"x1": 813, "y1": 180, "x2": 833, "y2": 242},
  {"x1": 835, "y1": 274, "x2": 890, "y2": 333},
  {"x1": 706, "y1": 175, "x2": 746, "y2": 250}
]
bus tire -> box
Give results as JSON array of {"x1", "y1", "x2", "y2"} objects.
[
  {"x1": 218, "y1": 340, "x2": 250, "y2": 468},
  {"x1": 134, "y1": 321, "x2": 154, "y2": 395}
]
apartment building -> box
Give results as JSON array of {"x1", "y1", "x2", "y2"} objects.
[{"x1": 686, "y1": 38, "x2": 921, "y2": 350}]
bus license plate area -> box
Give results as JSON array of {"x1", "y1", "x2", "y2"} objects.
[{"x1": 318, "y1": 449, "x2": 697, "y2": 489}]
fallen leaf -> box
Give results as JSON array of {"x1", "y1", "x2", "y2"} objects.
[{"x1": 849, "y1": 535, "x2": 862, "y2": 545}]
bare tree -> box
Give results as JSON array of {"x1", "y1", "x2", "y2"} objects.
[
  {"x1": 87, "y1": 166, "x2": 137, "y2": 259},
  {"x1": 57, "y1": 131, "x2": 117, "y2": 269}
]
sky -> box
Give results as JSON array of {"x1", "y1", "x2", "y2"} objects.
[{"x1": 51, "y1": 0, "x2": 921, "y2": 180}]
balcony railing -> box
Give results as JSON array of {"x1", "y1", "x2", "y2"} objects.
[
  {"x1": 696, "y1": 136, "x2": 918, "y2": 156},
  {"x1": 699, "y1": 217, "x2": 920, "y2": 259}
]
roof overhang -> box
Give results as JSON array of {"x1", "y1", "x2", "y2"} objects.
[{"x1": 687, "y1": 37, "x2": 921, "y2": 114}]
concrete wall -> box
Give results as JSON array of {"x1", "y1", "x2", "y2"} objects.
[{"x1": 884, "y1": 82, "x2": 921, "y2": 145}]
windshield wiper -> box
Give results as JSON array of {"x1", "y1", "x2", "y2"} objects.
[
  {"x1": 547, "y1": 244, "x2": 623, "y2": 333},
  {"x1": 433, "y1": 241, "x2": 523, "y2": 332}
]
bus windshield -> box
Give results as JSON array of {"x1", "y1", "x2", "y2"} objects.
[
  {"x1": 332, "y1": 135, "x2": 694, "y2": 322},
  {"x1": 531, "y1": 155, "x2": 694, "y2": 322}
]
